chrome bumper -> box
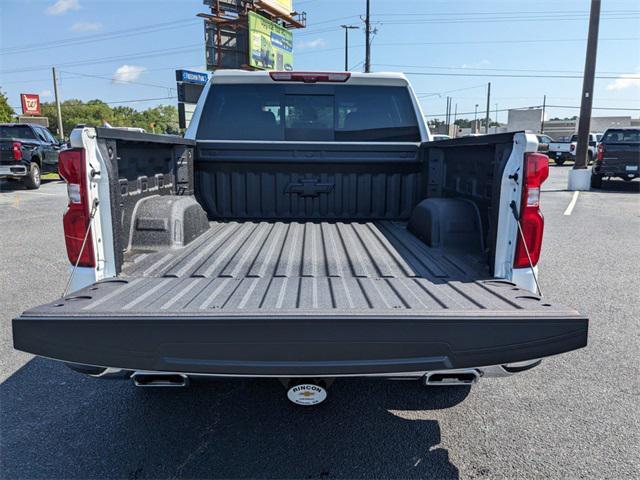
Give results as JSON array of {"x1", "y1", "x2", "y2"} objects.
[
  {"x1": 66, "y1": 359, "x2": 542, "y2": 382},
  {"x1": 0, "y1": 165, "x2": 27, "y2": 176}
]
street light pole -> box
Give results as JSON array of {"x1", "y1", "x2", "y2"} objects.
[{"x1": 340, "y1": 25, "x2": 359, "y2": 71}]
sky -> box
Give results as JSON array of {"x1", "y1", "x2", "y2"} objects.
[{"x1": 1, "y1": 0, "x2": 639, "y2": 122}]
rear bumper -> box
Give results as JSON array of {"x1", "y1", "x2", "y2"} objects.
[
  {"x1": 13, "y1": 314, "x2": 588, "y2": 377},
  {"x1": 593, "y1": 163, "x2": 639, "y2": 177},
  {"x1": 549, "y1": 151, "x2": 572, "y2": 161},
  {"x1": 0, "y1": 165, "x2": 27, "y2": 176}
]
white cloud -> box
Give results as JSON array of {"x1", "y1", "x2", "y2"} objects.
[
  {"x1": 45, "y1": 0, "x2": 80, "y2": 16},
  {"x1": 297, "y1": 38, "x2": 326, "y2": 50},
  {"x1": 461, "y1": 59, "x2": 491, "y2": 69},
  {"x1": 71, "y1": 21, "x2": 101, "y2": 32},
  {"x1": 39, "y1": 89, "x2": 52, "y2": 98},
  {"x1": 606, "y1": 69, "x2": 640, "y2": 91},
  {"x1": 112, "y1": 65, "x2": 146, "y2": 84}
]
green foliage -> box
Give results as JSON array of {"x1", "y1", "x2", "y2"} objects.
[
  {"x1": 40, "y1": 99, "x2": 179, "y2": 137},
  {"x1": 0, "y1": 88, "x2": 15, "y2": 123}
]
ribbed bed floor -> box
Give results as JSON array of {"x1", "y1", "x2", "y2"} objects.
[{"x1": 60, "y1": 220, "x2": 553, "y2": 315}]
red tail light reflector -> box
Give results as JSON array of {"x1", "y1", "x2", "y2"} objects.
[
  {"x1": 597, "y1": 143, "x2": 603, "y2": 161},
  {"x1": 514, "y1": 152, "x2": 549, "y2": 269},
  {"x1": 58, "y1": 148, "x2": 95, "y2": 267},
  {"x1": 12, "y1": 141, "x2": 22, "y2": 161}
]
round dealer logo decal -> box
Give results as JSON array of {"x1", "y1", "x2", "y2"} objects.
[{"x1": 287, "y1": 383, "x2": 328, "y2": 406}]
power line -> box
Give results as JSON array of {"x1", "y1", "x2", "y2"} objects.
[
  {"x1": 371, "y1": 9, "x2": 639, "y2": 16},
  {"x1": 295, "y1": 37, "x2": 639, "y2": 56},
  {"x1": 0, "y1": 44, "x2": 203, "y2": 74},
  {"x1": 424, "y1": 105, "x2": 640, "y2": 118},
  {"x1": 416, "y1": 83, "x2": 487, "y2": 98},
  {"x1": 0, "y1": 19, "x2": 200, "y2": 55},
  {"x1": 373, "y1": 13, "x2": 640, "y2": 25},
  {"x1": 376, "y1": 63, "x2": 635, "y2": 76},
  {"x1": 400, "y1": 70, "x2": 637, "y2": 80},
  {"x1": 58, "y1": 69, "x2": 174, "y2": 92}
]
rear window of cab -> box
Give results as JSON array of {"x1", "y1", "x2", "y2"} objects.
[{"x1": 196, "y1": 84, "x2": 421, "y2": 142}]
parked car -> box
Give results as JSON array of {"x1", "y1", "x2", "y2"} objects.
[
  {"x1": 548, "y1": 133, "x2": 600, "y2": 166},
  {"x1": 536, "y1": 134, "x2": 554, "y2": 153},
  {"x1": 591, "y1": 127, "x2": 640, "y2": 188},
  {"x1": 0, "y1": 123, "x2": 64, "y2": 189},
  {"x1": 12, "y1": 71, "x2": 587, "y2": 405}
]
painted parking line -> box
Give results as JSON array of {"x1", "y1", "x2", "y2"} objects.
[{"x1": 564, "y1": 191, "x2": 580, "y2": 216}]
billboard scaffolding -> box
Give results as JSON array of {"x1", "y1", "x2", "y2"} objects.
[{"x1": 200, "y1": 0, "x2": 305, "y2": 71}]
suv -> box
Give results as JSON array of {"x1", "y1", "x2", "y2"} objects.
[
  {"x1": 0, "y1": 123, "x2": 63, "y2": 189},
  {"x1": 591, "y1": 127, "x2": 640, "y2": 188}
]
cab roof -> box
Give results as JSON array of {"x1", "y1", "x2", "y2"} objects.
[{"x1": 210, "y1": 70, "x2": 411, "y2": 87}]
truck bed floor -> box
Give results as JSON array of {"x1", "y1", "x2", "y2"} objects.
[{"x1": 42, "y1": 221, "x2": 568, "y2": 316}]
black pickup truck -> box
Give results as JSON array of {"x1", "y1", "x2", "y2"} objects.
[
  {"x1": 12, "y1": 71, "x2": 588, "y2": 405},
  {"x1": 591, "y1": 127, "x2": 640, "y2": 188},
  {"x1": 0, "y1": 123, "x2": 64, "y2": 189}
]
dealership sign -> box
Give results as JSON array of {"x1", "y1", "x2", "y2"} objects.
[
  {"x1": 248, "y1": 11, "x2": 293, "y2": 71},
  {"x1": 20, "y1": 93, "x2": 41, "y2": 116},
  {"x1": 175, "y1": 69, "x2": 209, "y2": 85}
]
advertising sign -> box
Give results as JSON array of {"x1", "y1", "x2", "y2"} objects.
[
  {"x1": 260, "y1": 0, "x2": 293, "y2": 15},
  {"x1": 175, "y1": 69, "x2": 209, "y2": 85},
  {"x1": 20, "y1": 93, "x2": 41, "y2": 116},
  {"x1": 248, "y1": 11, "x2": 293, "y2": 71}
]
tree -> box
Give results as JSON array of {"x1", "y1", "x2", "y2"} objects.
[
  {"x1": 40, "y1": 99, "x2": 179, "y2": 137},
  {"x1": 0, "y1": 88, "x2": 15, "y2": 123}
]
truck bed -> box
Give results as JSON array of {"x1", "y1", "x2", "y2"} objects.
[
  {"x1": 33, "y1": 220, "x2": 549, "y2": 315},
  {"x1": 14, "y1": 220, "x2": 587, "y2": 376}
]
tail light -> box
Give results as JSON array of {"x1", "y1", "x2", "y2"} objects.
[
  {"x1": 570, "y1": 144, "x2": 575, "y2": 152},
  {"x1": 12, "y1": 141, "x2": 22, "y2": 161},
  {"x1": 597, "y1": 143, "x2": 603, "y2": 161},
  {"x1": 269, "y1": 71, "x2": 351, "y2": 83},
  {"x1": 514, "y1": 152, "x2": 549, "y2": 269},
  {"x1": 58, "y1": 148, "x2": 95, "y2": 267}
]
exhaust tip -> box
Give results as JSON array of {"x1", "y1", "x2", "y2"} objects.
[
  {"x1": 424, "y1": 370, "x2": 479, "y2": 386},
  {"x1": 131, "y1": 372, "x2": 189, "y2": 388}
]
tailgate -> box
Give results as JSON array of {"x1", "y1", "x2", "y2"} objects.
[
  {"x1": 602, "y1": 143, "x2": 640, "y2": 169},
  {"x1": 13, "y1": 279, "x2": 588, "y2": 376}
]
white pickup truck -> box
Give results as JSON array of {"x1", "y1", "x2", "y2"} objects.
[
  {"x1": 13, "y1": 71, "x2": 587, "y2": 405},
  {"x1": 548, "y1": 133, "x2": 602, "y2": 165}
]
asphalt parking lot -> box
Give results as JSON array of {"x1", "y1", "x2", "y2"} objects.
[{"x1": 1, "y1": 168, "x2": 638, "y2": 479}]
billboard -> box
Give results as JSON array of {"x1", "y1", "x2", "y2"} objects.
[
  {"x1": 260, "y1": 0, "x2": 293, "y2": 15},
  {"x1": 20, "y1": 93, "x2": 41, "y2": 116},
  {"x1": 248, "y1": 11, "x2": 293, "y2": 71}
]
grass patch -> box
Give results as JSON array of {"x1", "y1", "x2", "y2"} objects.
[{"x1": 42, "y1": 173, "x2": 60, "y2": 180}]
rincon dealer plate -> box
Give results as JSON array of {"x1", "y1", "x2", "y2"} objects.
[{"x1": 287, "y1": 383, "x2": 328, "y2": 406}]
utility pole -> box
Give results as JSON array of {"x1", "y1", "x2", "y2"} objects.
[
  {"x1": 445, "y1": 96, "x2": 451, "y2": 133},
  {"x1": 340, "y1": 25, "x2": 359, "y2": 71},
  {"x1": 484, "y1": 82, "x2": 491, "y2": 134},
  {"x1": 474, "y1": 104, "x2": 479, "y2": 134},
  {"x1": 575, "y1": 0, "x2": 601, "y2": 169},
  {"x1": 541, "y1": 95, "x2": 547, "y2": 134},
  {"x1": 495, "y1": 103, "x2": 498, "y2": 133},
  {"x1": 364, "y1": 0, "x2": 371, "y2": 73},
  {"x1": 52, "y1": 67, "x2": 64, "y2": 139},
  {"x1": 570, "y1": 0, "x2": 601, "y2": 190},
  {"x1": 453, "y1": 103, "x2": 458, "y2": 136}
]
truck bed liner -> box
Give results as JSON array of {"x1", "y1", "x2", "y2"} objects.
[
  {"x1": 14, "y1": 221, "x2": 587, "y2": 375},
  {"x1": 47, "y1": 220, "x2": 554, "y2": 315}
]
